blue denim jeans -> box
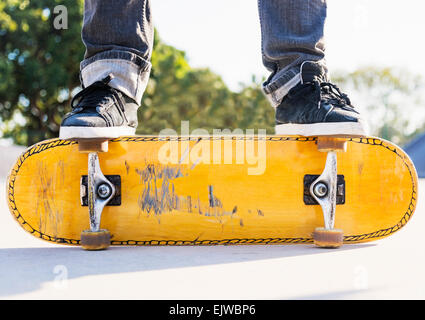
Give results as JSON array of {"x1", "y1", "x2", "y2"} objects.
[{"x1": 81, "y1": 0, "x2": 328, "y2": 107}]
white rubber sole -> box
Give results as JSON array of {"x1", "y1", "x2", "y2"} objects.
[
  {"x1": 275, "y1": 121, "x2": 368, "y2": 137},
  {"x1": 59, "y1": 126, "x2": 136, "y2": 140}
]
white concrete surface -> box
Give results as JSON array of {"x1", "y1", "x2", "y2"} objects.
[{"x1": 0, "y1": 147, "x2": 424, "y2": 299}]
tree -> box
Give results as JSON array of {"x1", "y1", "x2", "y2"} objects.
[
  {"x1": 138, "y1": 31, "x2": 274, "y2": 136},
  {"x1": 0, "y1": 0, "x2": 84, "y2": 145},
  {"x1": 333, "y1": 67, "x2": 425, "y2": 145}
]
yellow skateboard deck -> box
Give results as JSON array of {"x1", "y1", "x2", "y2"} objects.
[{"x1": 6, "y1": 135, "x2": 418, "y2": 246}]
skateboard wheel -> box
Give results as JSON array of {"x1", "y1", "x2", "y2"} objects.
[
  {"x1": 80, "y1": 229, "x2": 111, "y2": 250},
  {"x1": 313, "y1": 227, "x2": 343, "y2": 248}
]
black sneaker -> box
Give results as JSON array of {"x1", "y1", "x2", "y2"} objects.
[
  {"x1": 59, "y1": 74, "x2": 138, "y2": 139},
  {"x1": 275, "y1": 61, "x2": 367, "y2": 137}
]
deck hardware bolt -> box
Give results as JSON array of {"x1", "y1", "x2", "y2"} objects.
[
  {"x1": 97, "y1": 183, "x2": 112, "y2": 199},
  {"x1": 313, "y1": 182, "x2": 328, "y2": 198}
]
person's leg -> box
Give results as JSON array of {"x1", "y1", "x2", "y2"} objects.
[
  {"x1": 60, "y1": 0, "x2": 153, "y2": 139},
  {"x1": 81, "y1": 0, "x2": 153, "y2": 104},
  {"x1": 259, "y1": 0, "x2": 327, "y2": 106},
  {"x1": 258, "y1": 0, "x2": 366, "y2": 136}
]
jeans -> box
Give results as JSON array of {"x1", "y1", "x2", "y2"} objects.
[{"x1": 81, "y1": 0, "x2": 327, "y2": 107}]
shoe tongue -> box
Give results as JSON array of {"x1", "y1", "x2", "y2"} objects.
[
  {"x1": 78, "y1": 87, "x2": 114, "y2": 108},
  {"x1": 300, "y1": 61, "x2": 328, "y2": 84}
]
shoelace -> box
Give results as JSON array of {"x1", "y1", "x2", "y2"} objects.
[
  {"x1": 317, "y1": 81, "x2": 352, "y2": 108},
  {"x1": 69, "y1": 74, "x2": 128, "y2": 125},
  {"x1": 288, "y1": 80, "x2": 354, "y2": 111},
  {"x1": 71, "y1": 74, "x2": 125, "y2": 112}
]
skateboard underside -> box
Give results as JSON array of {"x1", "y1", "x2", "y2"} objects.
[{"x1": 7, "y1": 136, "x2": 418, "y2": 246}]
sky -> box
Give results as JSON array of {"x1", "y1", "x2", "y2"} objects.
[{"x1": 151, "y1": 0, "x2": 425, "y2": 91}]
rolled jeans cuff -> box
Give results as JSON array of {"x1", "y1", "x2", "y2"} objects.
[
  {"x1": 80, "y1": 50, "x2": 151, "y2": 105},
  {"x1": 262, "y1": 66, "x2": 301, "y2": 109}
]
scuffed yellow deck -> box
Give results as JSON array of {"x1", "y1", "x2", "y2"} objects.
[{"x1": 6, "y1": 136, "x2": 417, "y2": 246}]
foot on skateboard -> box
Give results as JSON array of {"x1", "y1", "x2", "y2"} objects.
[{"x1": 58, "y1": 74, "x2": 139, "y2": 250}]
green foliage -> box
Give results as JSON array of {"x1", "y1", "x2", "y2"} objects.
[
  {"x1": 333, "y1": 67, "x2": 425, "y2": 145},
  {"x1": 139, "y1": 30, "x2": 274, "y2": 135},
  {"x1": 0, "y1": 0, "x2": 84, "y2": 145}
]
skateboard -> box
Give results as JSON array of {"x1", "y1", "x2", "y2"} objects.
[{"x1": 6, "y1": 135, "x2": 418, "y2": 250}]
